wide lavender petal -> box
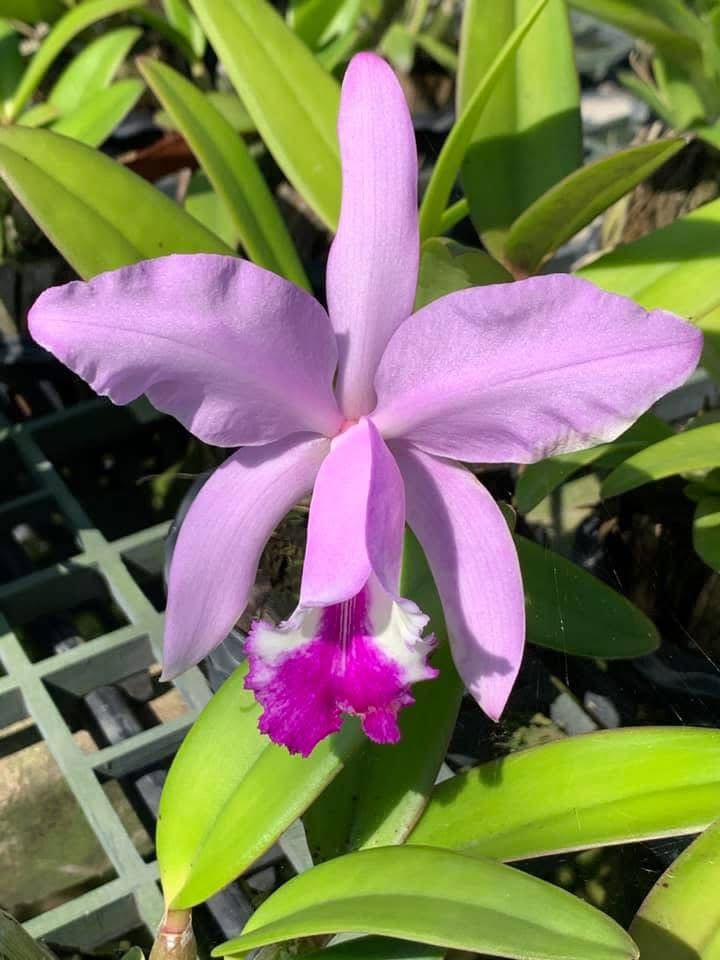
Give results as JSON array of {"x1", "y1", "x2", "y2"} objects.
[
  {"x1": 327, "y1": 52, "x2": 419, "y2": 419},
  {"x1": 29, "y1": 254, "x2": 343, "y2": 447},
  {"x1": 300, "y1": 416, "x2": 406, "y2": 605},
  {"x1": 393, "y1": 443, "x2": 524, "y2": 721},
  {"x1": 373, "y1": 275, "x2": 703, "y2": 463},
  {"x1": 162, "y1": 434, "x2": 329, "y2": 679}
]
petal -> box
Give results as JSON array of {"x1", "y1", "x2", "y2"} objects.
[
  {"x1": 300, "y1": 416, "x2": 405, "y2": 606},
  {"x1": 327, "y1": 52, "x2": 419, "y2": 419},
  {"x1": 29, "y1": 254, "x2": 343, "y2": 447},
  {"x1": 393, "y1": 443, "x2": 524, "y2": 721},
  {"x1": 245, "y1": 575, "x2": 436, "y2": 756},
  {"x1": 162, "y1": 434, "x2": 329, "y2": 679},
  {"x1": 373, "y1": 274, "x2": 703, "y2": 463}
]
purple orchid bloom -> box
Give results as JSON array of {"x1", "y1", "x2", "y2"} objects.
[{"x1": 29, "y1": 53, "x2": 701, "y2": 757}]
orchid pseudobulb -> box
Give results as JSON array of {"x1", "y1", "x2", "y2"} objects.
[{"x1": 29, "y1": 53, "x2": 702, "y2": 756}]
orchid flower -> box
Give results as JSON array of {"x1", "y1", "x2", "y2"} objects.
[{"x1": 29, "y1": 53, "x2": 701, "y2": 757}]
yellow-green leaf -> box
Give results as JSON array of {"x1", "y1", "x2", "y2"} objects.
[
  {"x1": 188, "y1": 0, "x2": 341, "y2": 229},
  {"x1": 139, "y1": 57, "x2": 309, "y2": 289}
]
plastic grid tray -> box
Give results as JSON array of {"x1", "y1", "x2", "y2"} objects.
[{"x1": 0, "y1": 398, "x2": 213, "y2": 947}]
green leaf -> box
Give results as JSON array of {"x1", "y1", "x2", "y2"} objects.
[
  {"x1": 515, "y1": 413, "x2": 673, "y2": 514},
  {"x1": 381, "y1": 22, "x2": 416, "y2": 74},
  {"x1": 458, "y1": 0, "x2": 581, "y2": 263},
  {"x1": 5, "y1": 0, "x2": 145, "y2": 121},
  {"x1": 158, "y1": 664, "x2": 364, "y2": 909},
  {"x1": 567, "y1": 0, "x2": 702, "y2": 65},
  {"x1": 304, "y1": 531, "x2": 462, "y2": 861},
  {"x1": 602, "y1": 423, "x2": 720, "y2": 497},
  {"x1": 693, "y1": 496, "x2": 720, "y2": 572},
  {"x1": 0, "y1": 0, "x2": 64, "y2": 23},
  {"x1": 48, "y1": 25, "x2": 140, "y2": 114},
  {"x1": 630, "y1": 817, "x2": 720, "y2": 959},
  {"x1": 188, "y1": 0, "x2": 341, "y2": 230},
  {"x1": 304, "y1": 940, "x2": 442, "y2": 960},
  {"x1": 698, "y1": 303, "x2": 720, "y2": 384},
  {"x1": 161, "y1": 0, "x2": 205, "y2": 59},
  {"x1": 518, "y1": 535, "x2": 659, "y2": 658},
  {"x1": 0, "y1": 125, "x2": 230, "y2": 278},
  {"x1": 438, "y1": 196, "x2": 469, "y2": 233},
  {"x1": 410, "y1": 727, "x2": 720, "y2": 861},
  {"x1": 206, "y1": 91, "x2": 255, "y2": 134},
  {"x1": 184, "y1": 170, "x2": 239, "y2": 248},
  {"x1": 504, "y1": 138, "x2": 685, "y2": 274},
  {"x1": 134, "y1": 6, "x2": 196, "y2": 60},
  {"x1": 288, "y1": 0, "x2": 361, "y2": 48},
  {"x1": 651, "y1": 55, "x2": 707, "y2": 129},
  {"x1": 214, "y1": 846, "x2": 638, "y2": 960},
  {"x1": 0, "y1": 21, "x2": 24, "y2": 114},
  {"x1": 576, "y1": 194, "x2": 720, "y2": 321},
  {"x1": 698, "y1": 122, "x2": 720, "y2": 151},
  {"x1": 419, "y1": 0, "x2": 552, "y2": 242},
  {"x1": 17, "y1": 101, "x2": 59, "y2": 126},
  {"x1": 139, "y1": 57, "x2": 309, "y2": 289},
  {"x1": 619, "y1": 69, "x2": 677, "y2": 127},
  {"x1": 414, "y1": 237, "x2": 511, "y2": 310},
  {"x1": 516, "y1": 442, "x2": 641, "y2": 515},
  {"x1": 51, "y1": 78, "x2": 143, "y2": 146}
]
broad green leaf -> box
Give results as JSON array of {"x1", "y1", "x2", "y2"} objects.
[
  {"x1": 458, "y1": 0, "x2": 581, "y2": 262},
  {"x1": 515, "y1": 413, "x2": 673, "y2": 514},
  {"x1": 504, "y1": 138, "x2": 684, "y2": 274},
  {"x1": 577, "y1": 194, "x2": 720, "y2": 321},
  {"x1": 631, "y1": 817, "x2": 720, "y2": 959},
  {"x1": 410, "y1": 727, "x2": 720, "y2": 860},
  {"x1": 518, "y1": 535, "x2": 659, "y2": 658},
  {"x1": 602, "y1": 423, "x2": 720, "y2": 497},
  {"x1": 304, "y1": 938, "x2": 443, "y2": 960},
  {"x1": 304, "y1": 532, "x2": 463, "y2": 861},
  {"x1": 189, "y1": 0, "x2": 341, "y2": 229},
  {"x1": 414, "y1": 237, "x2": 511, "y2": 310},
  {"x1": 215, "y1": 846, "x2": 638, "y2": 960},
  {"x1": 161, "y1": 0, "x2": 205, "y2": 59},
  {"x1": 48, "y1": 26, "x2": 140, "y2": 114},
  {"x1": 0, "y1": 0, "x2": 64, "y2": 23},
  {"x1": 139, "y1": 58, "x2": 309, "y2": 289},
  {"x1": 516, "y1": 442, "x2": 641, "y2": 515},
  {"x1": 693, "y1": 496, "x2": 720, "y2": 572},
  {"x1": 0, "y1": 22, "x2": 23, "y2": 114},
  {"x1": 288, "y1": 0, "x2": 362, "y2": 48},
  {"x1": 51, "y1": 78, "x2": 143, "y2": 146},
  {"x1": 381, "y1": 22, "x2": 416, "y2": 74},
  {"x1": 207, "y1": 91, "x2": 254, "y2": 134},
  {"x1": 0, "y1": 125, "x2": 230, "y2": 278},
  {"x1": 154, "y1": 91, "x2": 255, "y2": 136},
  {"x1": 419, "y1": 0, "x2": 551, "y2": 242},
  {"x1": 158, "y1": 664, "x2": 364, "y2": 909},
  {"x1": 134, "y1": 6, "x2": 196, "y2": 61},
  {"x1": 185, "y1": 170, "x2": 239, "y2": 248},
  {"x1": 5, "y1": 0, "x2": 145, "y2": 121},
  {"x1": 568, "y1": 0, "x2": 701, "y2": 64},
  {"x1": 17, "y1": 101, "x2": 59, "y2": 126}
]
